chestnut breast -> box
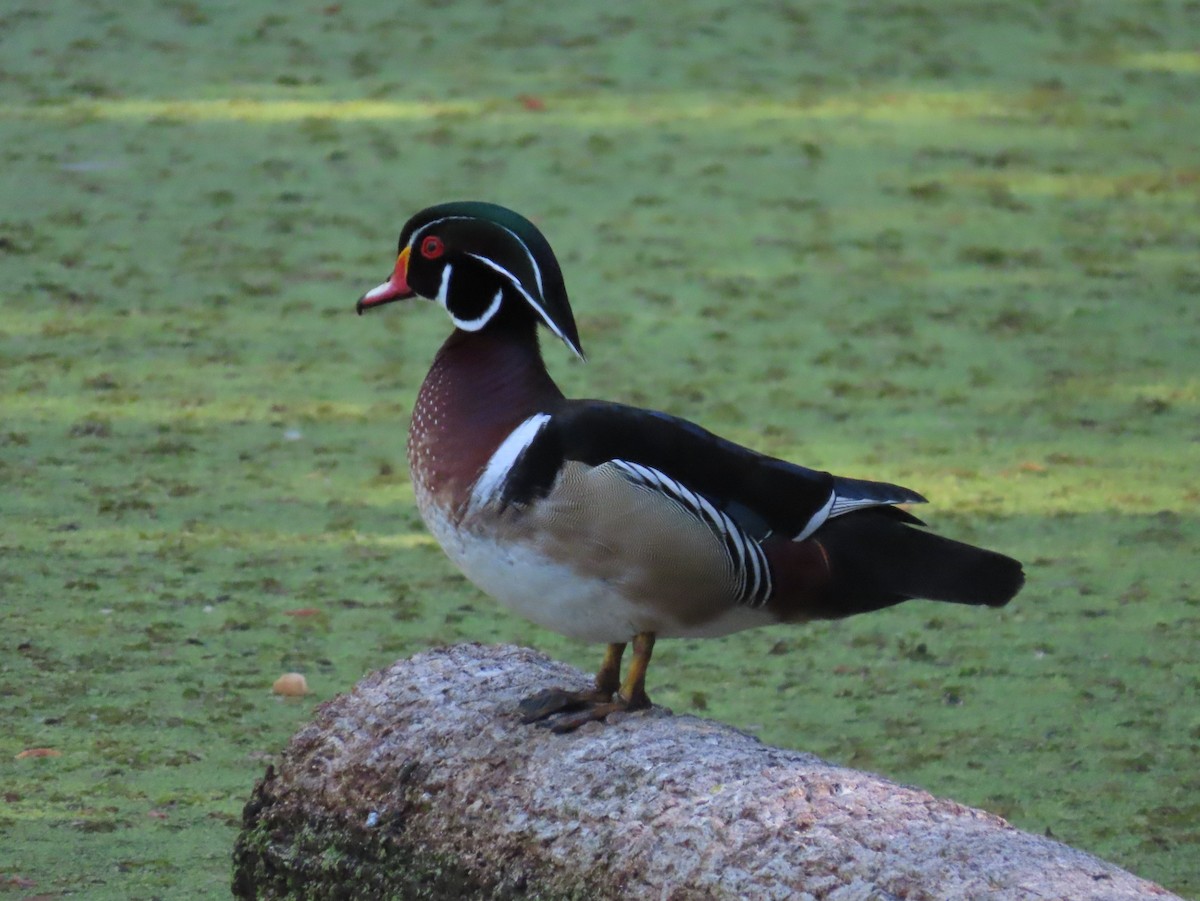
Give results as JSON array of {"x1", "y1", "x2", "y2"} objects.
[{"x1": 407, "y1": 328, "x2": 563, "y2": 521}]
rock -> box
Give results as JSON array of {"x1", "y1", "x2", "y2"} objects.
[{"x1": 233, "y1": 643, "x2": 1182, "y2": 901}]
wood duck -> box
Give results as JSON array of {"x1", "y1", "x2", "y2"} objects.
[{"x1": 357, "y1": 201, "x2": 1024, "y2": 732}]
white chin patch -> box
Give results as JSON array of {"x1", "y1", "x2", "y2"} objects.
[
  {"x1": 436, "y1": 263, "x2": 503, "y2": 331},
  {"x1": 451, "y1": 288, "x2": 504, "y2": 332}
]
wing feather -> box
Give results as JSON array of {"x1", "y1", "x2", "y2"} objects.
[
  {"x1": 495, "y1": 399, "x2": 927, "y2": 583},
  {"x1": 611, "y1": 459, "x2": 773, "y2": 607}
]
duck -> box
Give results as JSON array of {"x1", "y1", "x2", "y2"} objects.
[{"x1": 356, "y1": 201, "x2": 1024, "y2": 733}]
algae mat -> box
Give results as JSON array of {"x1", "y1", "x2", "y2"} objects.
[{"x1": 2, "y1": 2, "x2": 1198, "y2": 898}]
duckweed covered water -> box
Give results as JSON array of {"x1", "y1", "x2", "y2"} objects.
[{"x1": 2, "y1": 2, "x2": 1198, "y2": 897}]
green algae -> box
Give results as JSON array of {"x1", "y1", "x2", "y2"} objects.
[
  {"x1": 2, "y1": 1, "x2": 1199, "y2": 897},
  {"x1": 231, "y1": 764, "x2": 596, "y2": 901}
]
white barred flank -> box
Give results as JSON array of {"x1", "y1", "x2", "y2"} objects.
[{"x1": 612, "y1": 460, "x2": 773, "y2": 609}]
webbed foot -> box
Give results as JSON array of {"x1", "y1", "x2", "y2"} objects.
[
  {"x1": 518, "y1": 687, "x2": 614, "y2": 723},
  {"x1": 518, "y1": 633, "x2": 656, "y2": 733},
  {"x1": 538, "y1": 694, "x2": 650, "y2": 734}
]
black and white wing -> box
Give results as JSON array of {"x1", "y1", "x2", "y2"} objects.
[{"x1": 477, "y1": 400, "x2": 926, "y2": 607}]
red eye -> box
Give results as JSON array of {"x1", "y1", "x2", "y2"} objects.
[{"x1": 420, "y1": 235, "x2": 445, "y2": 259}]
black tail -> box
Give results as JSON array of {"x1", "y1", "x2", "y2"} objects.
[{"x1": 810, "y1": 509, "x2": 1024, "y2": 618}]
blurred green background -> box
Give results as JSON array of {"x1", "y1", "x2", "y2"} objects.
[{"x1": 2, "y1": 1, "x2": 1198, "y2": 897}]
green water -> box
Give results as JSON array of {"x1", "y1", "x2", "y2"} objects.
[{"x1": 2, "y1": 2, "x2": 1198, "y2": 897}]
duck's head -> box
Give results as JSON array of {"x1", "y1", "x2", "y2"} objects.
[{"x1": 356, "y1": 201, "x2": 584, "y2": 359}]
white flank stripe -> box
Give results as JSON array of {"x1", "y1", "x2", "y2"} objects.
[
  {"x1": 792, "y1": 492, "x2": 835, "y2": 542},
  {"x1": 468, "y1": 413, "x2": 552, "y2": 513}
]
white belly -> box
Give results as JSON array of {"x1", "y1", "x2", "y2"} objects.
[{"x1": 422, "y1": 507, "x2": 771, "y2": 644}]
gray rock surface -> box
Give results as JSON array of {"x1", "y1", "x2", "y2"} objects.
[{"x1": 233, "y1": 643, "x2": 1181, "y2": 900}]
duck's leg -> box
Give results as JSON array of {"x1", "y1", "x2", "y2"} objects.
[
  {"x1": 595, "y1": 640, "x2": 626, "y2": 696},
  {"x1": 616, "y1": 631, "x2": 655, "y2": 711},
  {"x1": 518, "y1": 641, "x2": 625, "y2": 722},
  {"x1": 539, "y1": 632, "x2": 656, "y2": 733}
]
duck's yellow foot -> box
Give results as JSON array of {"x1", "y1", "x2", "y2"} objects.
[
  {"x1": 537, "y1": 692, "x2": 651, "y2": 734},
  {"x1": 519, "y1": 634, "x2": 656, "y2": 733},
  {"x1": 517, "y1": 687, "x2": 614, "y2": 723}
]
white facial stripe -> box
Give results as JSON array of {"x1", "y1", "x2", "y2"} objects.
[
  {"x1": 450, "y1": 288, "x2": 504, "y2": 332},
  {"x1": 434, "y1": 263, "x2": 453, "y2": 309},
  {"x1": 494, "y1": 222, "x2": 544, "y2": 299},
  {"x1": 409, "y1": 217, "x2": 454, "y2": 246},
  {"x1": 432, "y1": 259, "x2": 501, "y2": 330},
  {"x1": 465, "y1": 252, "x2": 581, "y2": 357},
  {"x1": 409, "y1": 215, "x2": 581, "y2": 358},
  {"x1": 414, "y1": 217, "x2": 544, "y2": 298},
  {"x1": 468, "y1": 413, "x2": 552, "y2": 512}
]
